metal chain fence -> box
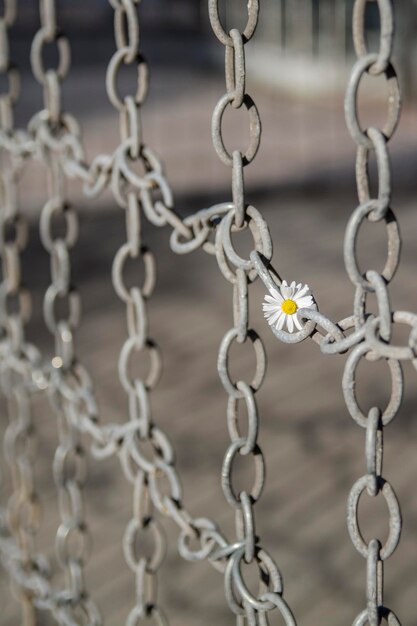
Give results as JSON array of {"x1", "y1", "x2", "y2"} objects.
[{"x1": 0, "y1": 1, "x2": 416, "y2": 625}]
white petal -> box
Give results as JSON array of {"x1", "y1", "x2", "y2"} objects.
[
  {"x1": 293, "y1": 314, "x2": 303, "y2": 330},
  {"x1": 290, "y1": 281, "x2": 296, "y2": 290},
  {"x1": 287, "y1": 314, "x2": 294, "y2": 333},
  {"x1": 264, "y1": 307, "x2": 277, "y2": 319},
  {"x1": 296, "y1": 296, "x2": 314, "y2": 308},
  {"x1": 280, "y1": 284, "x2": 291, "y2": 299},
  {"x1": 276, "y1": 313, "x2": 286, "y2": 330},
  {"x1": 295, "y1": 284, "x2": 310, "y2": 298},
  {"x1": 268, "y1": 287, "x2": 283, "y2": 301},
  {"x1": 263, "y1": 302, "x2": 279, "y2": 310},
  {"x1": 264, "y1": 294, "x2": 280, "y2": 305},
  {"x1": 268, "y1": 310, "x2": 282, "y2": 326},
  {"x1": 272, "y1": 293, "x2": 284, "y2": 304}
]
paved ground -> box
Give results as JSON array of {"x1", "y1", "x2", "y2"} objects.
[{"x1": 1, "y1": 21, "x2": 417, "y2": 626}]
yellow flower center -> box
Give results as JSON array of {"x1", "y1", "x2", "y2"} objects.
[{"x1": 281, "y1": 299, "x2": 298, "y2": 315}]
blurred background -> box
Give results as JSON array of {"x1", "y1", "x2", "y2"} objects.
[{"x1": 1, "y1": 1, "x2": 417, "y2": 625}]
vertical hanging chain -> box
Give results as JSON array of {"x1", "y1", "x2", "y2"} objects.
[
  {"x1": 31, "y1": 2, "x2": 101, "y2": 624},
  {"x1": 209, "y1": 2, "x2": 296, "y2": 625},
  {"x1": 343, "y1": 1, "x2": 402, "y2": 625},
  {"x1": 107, "y1": 2, "x2": 169, "y2": 624},
  {"x1": 0, "y1": 2, "x2": 44, "y2": 624},
  {"x1": 246, "y1": 0, "x2": 416, "y2": 622}
]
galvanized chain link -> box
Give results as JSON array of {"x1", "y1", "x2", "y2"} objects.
[
  {"x1": 0, "y1": 0, "x2": 291, "y2": 620},
  {"x1": 105, "y1": 3, "x2": 259, "y2": 622},
  {"x1": 106, "y1": 2, "x2": 236, "y2": 622},
  {"x1": 0, "y1": 2, "x2": 46, "y2": 624},
  {"x1": 250, "y1": 1, "x2": 414, "y2": 624},
  {"x1": 344, "y1": 2, "x2": 402, "y2": 624},
  {"x1": 2, "y1": 379, "x2": 43, "y2": 626},
  {"x1": 31, "y1": 2, "x2": 101, "y2": 624},
  {"x1": 106, "y1": 4, "x2": 170, "y2": 621},
  {"x1": 0, "y1": 0, "x2": 238, "y2": 618},
  {"x1": 209, "y1": 2, "x2": 297, "y2": 625}
]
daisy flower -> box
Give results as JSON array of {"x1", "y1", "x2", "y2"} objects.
[{"x1": 262, "y1": 280, "x2": 315, "y2": 333}]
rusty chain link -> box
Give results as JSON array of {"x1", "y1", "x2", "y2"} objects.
[{"x1": 0, "y1": 1, "x2": 415, "y2": 625}]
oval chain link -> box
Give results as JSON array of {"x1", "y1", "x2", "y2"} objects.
[
  {"x1": 344, "y1": 3, "x2": 402, "y2": 624},
  {"x1": 31, "y1": 1, "x2": 100, "y2": 622},
  {"x1": 0, "y1": 2, "x2": 45, "y2": 624},
  {"x1": 209, "y1": 2, "x2": 297, "y2": 625}
]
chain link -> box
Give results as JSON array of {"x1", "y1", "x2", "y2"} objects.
[
  {"x1": 343, "y1": 3, "x2": 402, "y2": 623},
  {"x1": 209, "y1": 2, "x2": 297, "y2": 625},
  {"x1": 0, "y1": 2, "x2": 45, "y2": 624},
  {"x1": 250, "y1": 2, "x2": 410, "y2": 624},
  {"x1": 106, "y1": 2, "x2": 232, "y2": 622},
  {"x1": 31, "y1": 2, "x2": 101, "y2": 623},
  {"x1": 0, "y1": 0, "x2": 240, "y2": 617},
  {"x1": 106, "y1": 4, "x2": 169, "y2": 619}
]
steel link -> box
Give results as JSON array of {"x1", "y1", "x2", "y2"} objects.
[
  {"x1": 208, "y1": 0, "x2": 259, "y2": 46},
  {"x1": 347, "y1": 474, "x2": 401, "y2": 560},
  {"x1": 30, "y1": 1, "x2": 101, "y2": 622},
  {"x1": 355, "y1": 127, "x2": 391, "y2": 214},
  {"x1": 218, "y1": 328, "x2": 266, "y2": 398},
  {"x1": 344, "y1": 202, "x2": 401, "y2": 291},
  {"x1": 366, "y1": 538, "x2": 383, "y2": 626},
  {"x1": 227, "y1": 381, "x2": 258, "y2": 456},
  {"x1": 365, "y1": 408, "x2": 383, "y2": 497},
  {"x1": 245, "y1": 2, "x2": 410, "y2": 624},
  {"x1": 343, "y1": 342, "x2": 403, "y2": 428},
  {"x1": 0, "y1": 3, "x2": 46, "y2": 624},
  {"x1": 225, "y1": 30, "x2": 246, "y2": 109},
  {"x1": 212, "y1": 93, "x2": 261, "y2": 167},
  {"x1": 344, "y1": 54, "x2": 401, "y2": 149},
  {"x1": 342, "y1": 2, "x2": 403, "y2": 622},
  {"x1": 221, "y1": 439, "x2": 265, "y2": 508},
  {"x1": 257, "y1": 592, "x2": 297, "y2": 626},
  {"x1": 352, "y1": 0, "x2": 393, "y2": 75},
  {"x1": 365, "y1": 310, "x2": 417, "y2": 361},
  {"x1": 106, "y1": 3, "x2": 221, "y2": 622},
  {"x1": 207, "y1": 2, "x2": 298, "y2": 624}
]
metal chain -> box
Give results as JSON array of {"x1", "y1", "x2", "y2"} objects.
[
  {"x1": 106, "y1": 2, "x2": 228, "y2": 623},
  {"x1": 249, "y1": 1, "x2": 415, "y2": 624},
  {"x1": 209, "y1": 2, "x2": 296, "y2": 625},
  {"x1": 31, "y1": 2, "x2": 101, "y2": 624},
  {"x1": 0, "y1": 1, "x2": 416, "y2": 624},
  {"x1": 104, "y1": 3, "x2": 265, "y2": 624},
  {"x1": 106, "y1": 3, "x2": 169, "y2": 622},
  {"x1": 2, "y1": 0, "x2": 241, "y2": 618},
  {"x1": 0, "y1": 2, "x2": 46, "y2": 624},
  {"x1": 344, "y1": 2, "x2": 402, "y2": 624}
]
